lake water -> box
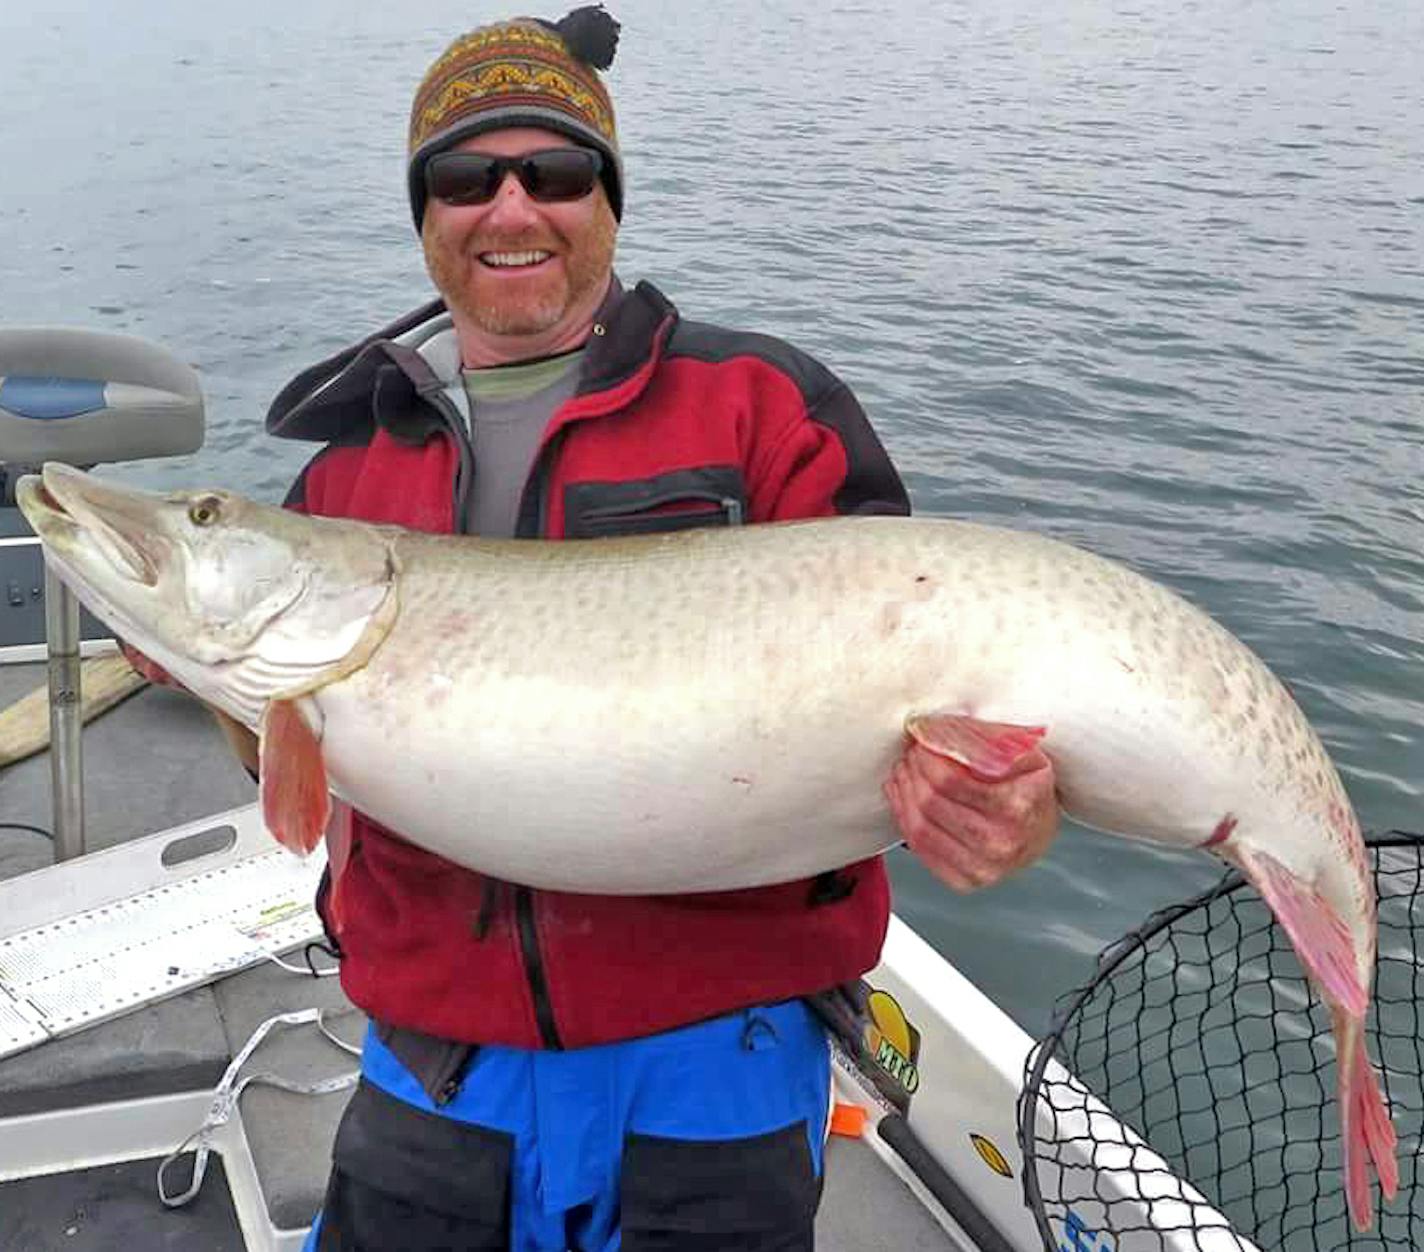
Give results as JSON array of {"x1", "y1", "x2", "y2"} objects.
[{"x1": 3, "y1": 0, "x2": 1420, "y2": 1062}]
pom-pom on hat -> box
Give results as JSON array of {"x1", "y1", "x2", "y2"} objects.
[{"x1": 407, "y1": 6, "x2": 623, "y2": 231}]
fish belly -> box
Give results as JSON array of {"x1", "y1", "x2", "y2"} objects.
[
  {"x1": 315, "y1": 651, "x2": 911, "y2": 893},
  {"x1": 303, "y1": 517, "x2": 1289, "y2": 893}
]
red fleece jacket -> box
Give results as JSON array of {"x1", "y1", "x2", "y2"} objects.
[{"x1": 268, "y1": 279, "x2": 911, "y2": 1048}]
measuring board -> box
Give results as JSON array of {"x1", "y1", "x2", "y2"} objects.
[{"x1": 0, "y1": 803, "x2": 326, "y2": 1060}]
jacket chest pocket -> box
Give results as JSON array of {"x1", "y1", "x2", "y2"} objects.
[{"x1": 563, "y1": 466, "x2": 747, "y2": 539}]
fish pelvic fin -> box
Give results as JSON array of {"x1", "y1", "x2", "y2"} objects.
[
  {"x1": 326, "y1": 797, "x2": 354, "y2": 881},
  {"x1": 1332, "y1": 1006, "x2": 1399, "y2": 1231},
  {"x1": 259, "y1": 698, "x2": 330, "y2": 857},
  {"x1": 905, "y1": 714, "x2": 1046, "y2": 782},
  {"x1": 322, "y1": 798, "x2": 354, "y2": 936}
]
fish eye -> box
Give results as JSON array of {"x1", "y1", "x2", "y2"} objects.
[{"x1": 188, "y1": 496, "x2": 222, "y2": 527}]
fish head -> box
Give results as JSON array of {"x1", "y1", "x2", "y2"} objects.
[{"x1": 16, "y1": 463, "x2": 396, "y2": 725}]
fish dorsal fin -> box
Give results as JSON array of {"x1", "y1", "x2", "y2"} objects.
[
  {"x1": 259, "y1": 698, "x2": 331, "y2": 856},
  {"x1": 1231, "y1": 845, "x2": 1368, "y2": 1020},
  {"x1": 905, "y1": 714, "x2": 1046, "y2": 781}
]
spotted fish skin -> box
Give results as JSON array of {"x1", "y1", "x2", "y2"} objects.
[{"x1": 16, "y1": 464, "x2": 1397, "y2": 1225}]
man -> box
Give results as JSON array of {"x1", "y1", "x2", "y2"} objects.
[{"x1": 207, "y1": 7, "x2": 1058, "y2": 1248}]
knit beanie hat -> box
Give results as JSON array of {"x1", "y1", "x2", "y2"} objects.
[{"x1": 407, "y1": 6, "x2": 622, "y2": 231}]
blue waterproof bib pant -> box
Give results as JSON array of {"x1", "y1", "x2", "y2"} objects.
[{"x1": 304, "y1": 1000, "x2": 831, "y2": 1251}]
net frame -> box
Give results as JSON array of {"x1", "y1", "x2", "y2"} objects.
[{"x1": 1017, "y1": 831, "x2": 1422, "y2": 1251}]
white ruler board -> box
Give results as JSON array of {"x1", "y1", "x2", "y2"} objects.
[{"x1": 0, "y1": 804, "x2": 326, "y2": 1060}]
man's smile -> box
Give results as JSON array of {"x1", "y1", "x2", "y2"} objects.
[{"x1": 479, "y1": 249, "x2": 555, "y2": 270}]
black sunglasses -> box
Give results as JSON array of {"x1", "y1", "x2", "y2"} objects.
[{"x1": 425, "y1": 148, "x2": 605, "y2": 207}]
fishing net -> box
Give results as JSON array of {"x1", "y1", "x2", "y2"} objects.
[{"x1": 1018, "y1": 831, "x2": 1423, "y2": 1252}]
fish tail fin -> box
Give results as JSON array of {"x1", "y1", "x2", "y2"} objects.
[
  {"x1": 258, "y1": 698, "x2": 330, "y2": 856},
  {"x1": 904, "y1": 713, "x2": 1046, "y2": 781},
  {"x1": 1333, "y1": 1007, "x2": 1399, "y2": 1231},
  {"x1": 1229, "y1": 845, "x2": 1397, "y2": 1227}
]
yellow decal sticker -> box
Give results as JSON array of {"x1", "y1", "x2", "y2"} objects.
[
  {"x1": 863, "y1": 989, "x2": 920, "y2": 1094},
  {"x1": 970, "y1": 1133, "x2": 1014, "y2": 1179},
  {"x1": 867, "y1": 990, "x2": 913, "y2": 1055}
]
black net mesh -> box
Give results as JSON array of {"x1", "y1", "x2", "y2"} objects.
[{"x1": 1018, "y1": 831, "x2": 1422, "y2": 1251}]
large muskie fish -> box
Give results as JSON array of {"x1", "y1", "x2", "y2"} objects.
[{"x1": 18, "y1": 463, "x2": 1397, "y2": 1226}]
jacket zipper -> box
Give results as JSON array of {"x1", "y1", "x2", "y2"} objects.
[
  {"x1": 510, "y1": 424, "x2": 570, "y2": 1049},
  {"x1": 442, "y1": 302, "x2": 672, "y2": 1049},
  {"x1": 577, "y1": 489, "x2": 745, "y2": 535},
  {"x1": 413, "y1": 382, "x2": 477, "y2": 530},
  {"x1": 516, "y1": 887, "x2": 562, "y2": 1048},
  {"x1": 514, "y1": 425, "x2": 568, "y2": 541},
  {"x1": 390, "y1": 300, "x2": 670, "y2": 1052},
  {"x1": 424, "y1": 386, "x2": 563, "y2": 1048}
]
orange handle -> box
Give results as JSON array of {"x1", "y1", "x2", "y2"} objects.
[{"x1": 829, "y1": 1102, "x2": 868, "y2": 1139}]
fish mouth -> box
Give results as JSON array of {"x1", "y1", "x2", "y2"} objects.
[{"x1": 17, "y1": 463, "x2": 163, "y2": 587}]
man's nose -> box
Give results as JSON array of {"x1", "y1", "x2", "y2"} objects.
[{"x1": 483, "y1": 171, "x2": 541, "y2": 226}]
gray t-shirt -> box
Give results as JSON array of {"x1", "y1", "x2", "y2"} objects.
[{"x1": 459, "y1": 350, "x2": 585, "y2": 538}]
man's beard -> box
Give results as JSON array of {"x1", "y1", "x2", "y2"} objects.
[{"x1": 424, "y1": 203, "x2": 618, "y2": 337}]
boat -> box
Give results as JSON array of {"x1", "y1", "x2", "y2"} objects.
[{"x1": 0, "y1": 328, "x2": 1269, "y2": 1251}]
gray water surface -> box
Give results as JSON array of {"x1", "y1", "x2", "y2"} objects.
[{"x1": 2, "y1": 0, "x2": 1420, "y2": 1042}]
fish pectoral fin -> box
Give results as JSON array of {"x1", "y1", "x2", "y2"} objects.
[
  {"x1": 259, "y1": 698, "x2": 331, "y2": 857},
  {"x1": 1231, "y1": 845, "x2": 1369, "y2": 1020},
  {"x1": 905, "y1": 713, "x2": 1046, "y2": 781}
]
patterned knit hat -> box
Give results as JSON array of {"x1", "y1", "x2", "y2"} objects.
[{"x1": 407, "y1": 6, "x2": 622, "y2": 231}]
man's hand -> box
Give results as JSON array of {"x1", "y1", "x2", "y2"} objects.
[
  {"x1": 884, "y1": 739, "x2": 1060, "y2": 892},
  {"x1": 118, "y1": 640, "x2": 259, "y2": 775},
  {"x1": 118, "y1": 639, "x2": 179, "y2": 688}
]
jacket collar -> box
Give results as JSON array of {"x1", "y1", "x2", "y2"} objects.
[
  {"x1": 577, "y1": 277, "x2": 675, "y2": 398},
  {"x1": 266, "y1": 276, "x2": 677, "y2": 446}
]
